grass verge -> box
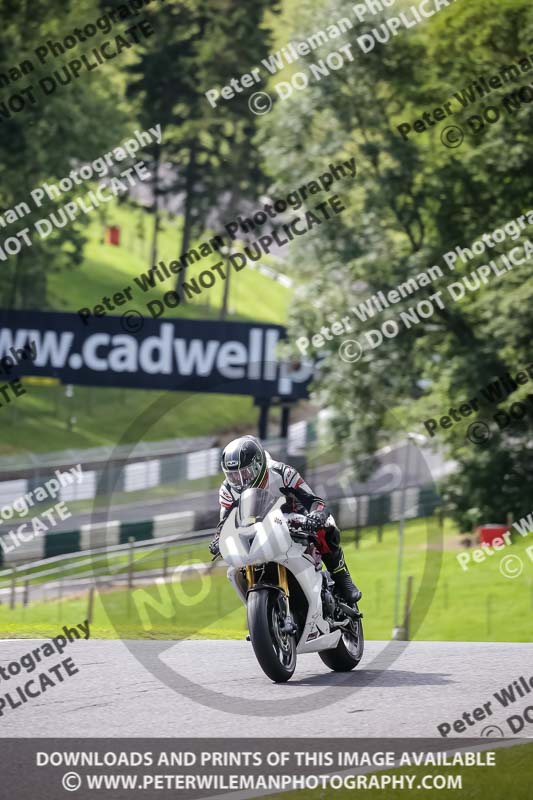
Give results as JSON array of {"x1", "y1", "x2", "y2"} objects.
[
  {"x1": 1, "y1": 516, "x2": 532, "y2": 642},
  {"x1": 262, "y1": 743, "x2": 533, "y2": 800}
]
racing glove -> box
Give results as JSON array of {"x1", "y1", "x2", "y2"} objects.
[
  {"x1": 307, "y1": 507, "x2": 328, "y2": 529},
  {"x1": 209, "y1": 535, "x2": 220, "y2": 557}
]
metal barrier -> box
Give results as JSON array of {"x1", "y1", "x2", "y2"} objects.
[
  {"x1": 0, "y1": 480, "x2": 443, "y2": 611},
  {"x1": 0, "y1": 528, "x2": 215, "y2": 609},
  {"x1": 0, "y1": 432, "x2": 311, "y2": 509}
]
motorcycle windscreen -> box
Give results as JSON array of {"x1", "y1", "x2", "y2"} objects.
[{"x1": 236, "y1": 487, "x2": 279, "y2": 528}]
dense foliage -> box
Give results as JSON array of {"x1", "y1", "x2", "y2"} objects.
[{"x1": 259, "y1": 0, "x2": 533, "y2": 527}]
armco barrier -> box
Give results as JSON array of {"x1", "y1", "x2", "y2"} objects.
[
  {"x1": 119, "y1": 520, "x2": 153, "y2": 544},
  {"x1": 152, "y1": 511, "x2": 195, "y2": 538},
  {"x1": 0, "y1": 433, "x2": 309, "y2": 512},
  {"x1": 45, "y1": 529, "x2": 81, "y2": 559},
  {"x1": 0, "y1": 529, "x2": 219, "y2": 605},
  {"x1": 0, "y1": 512, "x2": 200, "y2": 566},
  {"x1": 80, "y1": 520, "x2": 121, "y2": 551},
  {"x1": 0, "y1": 486, "x2": 441, "y2": 566}
]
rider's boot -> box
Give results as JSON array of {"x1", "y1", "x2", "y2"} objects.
[{"x1": 323, "y1": 548, "x2": 362, "y2": 604}]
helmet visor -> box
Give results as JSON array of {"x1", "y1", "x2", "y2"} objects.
[{"x1": 225, "y1": 461, "x2": 261, "y2": 490}]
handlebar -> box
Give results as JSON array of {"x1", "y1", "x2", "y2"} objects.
[
  {"x1": 286, "y1": 513, "x2": 320, "y2": 541},
  {"x1": 285, "y1": 512, "x2": 309, "y2": 529},
  {"x1": 286, "y1": 514, "x2": 318, "y2": 530}
]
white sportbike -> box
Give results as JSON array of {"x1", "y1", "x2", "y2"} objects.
[{"x1": 217, "y1": 486, "x2": 364, "y2": 682}]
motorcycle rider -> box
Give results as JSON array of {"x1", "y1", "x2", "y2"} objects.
[{"x1": 209, "y1": 435, "x2": 362, "y2": 604}]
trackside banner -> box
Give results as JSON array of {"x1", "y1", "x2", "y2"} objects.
[{"x1": 0, "y1": 311, "x2": 313, "y2": 399}]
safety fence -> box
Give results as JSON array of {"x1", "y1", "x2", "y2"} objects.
[
  {"x1": 0, "y1": 528, "x2": 216, "y2": 612},
  {"x1": 0, "y1": 484, "x2": 441, "y2": 568},
  {"x1": 0, "y1": 425, "x2": 312, "y2": 509}
]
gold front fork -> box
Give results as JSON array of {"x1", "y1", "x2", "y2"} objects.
[
  {"x1": 278, "y1": 564, "x2": 290, "y2": 597},
  {"x1": 246, "y1": 565, "x2": 289, "y2": 598},
  {"x1": 245, "y1": 566, "x2": 255, "y2": 588}
]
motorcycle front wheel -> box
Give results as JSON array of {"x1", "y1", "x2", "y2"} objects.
[{"x1": 247, "y1": 589, "x2": 297, "y2": 683}]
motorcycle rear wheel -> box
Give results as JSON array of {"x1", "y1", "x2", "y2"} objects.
[
  {"x1": 247, "y1": 589, "x2": 297, "y2": 683},
  {"x1": 319, "y1": 613, "x2": 364, "y2": 672}
]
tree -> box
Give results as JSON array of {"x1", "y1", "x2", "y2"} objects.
[
  {"x1": 258, "y1": 0, "x2": 533, "y2": 524},
  {"x1": 0, "y1": 0, "x2": 130, "y2": 308},
  {"x1": 123, "y1": 0, "x2": 279, "y2": 297}
]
